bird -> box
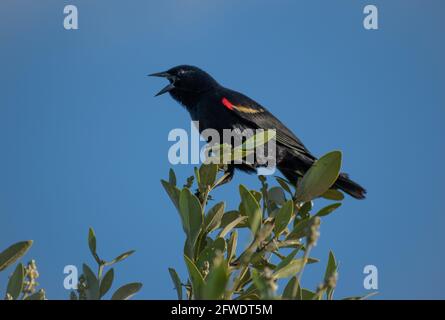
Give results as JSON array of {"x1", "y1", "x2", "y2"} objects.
[{"x1": 150, "y1": 65, "x2": 366, "y2": 199}]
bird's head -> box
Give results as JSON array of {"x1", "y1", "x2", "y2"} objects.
[{"x1": 150, "y1": 65, "x2": 218, "y2": 106}]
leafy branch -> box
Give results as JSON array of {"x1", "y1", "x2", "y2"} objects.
[
  {"x1": 163, "y1": 144, "x2": 372, "y2": 300},
  {"x1": 70, "y1": 227, "x2": 142, "y2": 300},
  {"x1": 1, "y1": 240, "x2": 45, "y2": 300},
  {"x1": 1, "y1": 228, "x2": 142, "y2": 300}
]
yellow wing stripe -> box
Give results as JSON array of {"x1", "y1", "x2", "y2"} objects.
[{"x1": 233, "y1": 105, "x2": 264, "y2": 114}]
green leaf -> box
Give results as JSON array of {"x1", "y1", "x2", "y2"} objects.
[
  {"x1": 251, "y1": 269, "x2": 271, "y2": 299},
  {"x1": 199, "y1": 164, "x2": 218, "y2": 189},
  {"x1": 278, "y1": 239, "x2": 302, "y2": 249},
  {"x1": 301, "y1": 288, "x2": 316, "y2": 300},
  {"x1": 321, "y1": 189, "x2": 344, "y2": 201},
  {"x1": 194, "y1": 167, "x2": 201, "y2": 186},
  {"x1": 203, "y1": 202, "x2": 225, "y2": 233},
  {"x1": 287, "y1": 217, "x2": 314, "y2": 240},
  {"x1": 234, "y1": 269, "x2": 253, "y2": 293},
  {"x1": 168, "y1": 268, "x2": 183, "y2": 300},
  {"x1": 25, "y1": 289, "x2": 46, "y2": 300},
  {"x1": 251, "y1": 256, "x2": 276, "y2": 271},
  {"x1": 184, "y1": 255, "x2": 205, "y2": 300},
  {"x1": 218, "y1": 216, "x2": 247, "y2": 238},
  {"x1": 99, "y1": 268, "x2": 114, "y2": 298},
  {"x1": 161, "y1": 180, "x2": 181, "y2": 212},
  {"x1": 202, "y1": 259, "x2": 229, "y2": 300},
  {"x1": 236, "y1": 284, "x2": 259, "y2": 300},
  {"x1": 239, "y1": 185, "x2": 262, "y2": 235},
  {"x1": 6, "y1": 263, "x2": 24, "y2": 300},
  {"x1": 0, "y1": 240, "x2": 33, "y2": 272},
  {"x1": 111, "y1": 282, "x2": 142, "y2": 300},
  {"x1": 275, "y1": 177, "x2": 293, "y2": 194},
  {"x1": 107, "y1": 250, "x2": 135, "y2": 265},
  {"x1": 268, "y1": 187, "x2": 286, "y2": 205},
  {"x1": 295, "y1": 151, "x2": 342, "y2": 202},
  {"x1": 274, "y1": 200, "x2": 294, "y2": 235},
  {"x1": 324, "y1": 251, "x2": 337, "y2": 280},
  {"x1": 324, "y1": 251, "x2": 337, "y2": 300},
  {"x1": 315, "y1": 203, "x2": 342, "y2": 217},
  {"x1": 250, "y1": 190, "x2": 262, "y2": 203},
  {"x1": 179, "y1": 188, "x2": 203, "y2": 258},
  {"x1": 282, "y1": 276, "x2": 301, "y2": 300},
  {"x1": 83, "y1": 264, "x2": 100, "y2": 300},
  {"x1": 196, "y1": 237, "x2": 226, "y2": 271},
  {"x1": 220, "y1": 211, "x2": 248, "y2": 229},
  {"x1": 227, "y1": 231, "x2": 238, "y2": 262},
  {"x1": 307, "y1": 257, "x2": 320, "y2": 264},
  {"x1": 88, "y1": 228, "x2": 100, "y2": 263},
  {"x1": 273, "y1": 259, "x2": 304, "y2": 279},
  {"x1": 342, "y1": 292, "x2": 378, "y2": 300},
  {"x1": 169, "y1": 168, "x2": 177, "y2": 186},
  {"x1": 88, "y1": 228, "x2": 96, "y2": 254},
  {"x1": 313, "y1": 288, "x2": 326, "y2": 300},
  {"x1": 274, "y1": 248, "x2": 300, "y2": 274},
  {"x1": 240, "y1": 129, "x2": 276, "y2": 151}
]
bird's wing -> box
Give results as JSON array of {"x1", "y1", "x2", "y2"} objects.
[{"x1": 220, "y1": 89, "x2": 316, "y2": 162}]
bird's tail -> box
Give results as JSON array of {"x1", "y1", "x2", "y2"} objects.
[
  {"x1": 334, "y1": 173, "x2": 367, "y2": 200},
  {"x1": 279, "y1": 163, "x2": 367, "y2": 200}
]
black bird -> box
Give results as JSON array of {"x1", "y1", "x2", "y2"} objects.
[{"x1": 150, "y1": 65, "x2": 366, "y2": 199}]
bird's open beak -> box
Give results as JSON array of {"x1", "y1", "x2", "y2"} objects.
[{"x1": 149, "y1": 71, "x2": 176, "y2": 97}]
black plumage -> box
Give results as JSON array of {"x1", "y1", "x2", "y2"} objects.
[{"x1": 150, "y1": 65, "x2": 366, "y2": 199}]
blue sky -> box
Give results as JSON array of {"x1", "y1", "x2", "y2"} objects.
[{"x1": 0, "y1": 0, "x2": 444, "y2": 299}]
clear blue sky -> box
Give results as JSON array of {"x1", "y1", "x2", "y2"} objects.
[{"x1": 1, "y1": 1, "x2": 444, "y2": 299}]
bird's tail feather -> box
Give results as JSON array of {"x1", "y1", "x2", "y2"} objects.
[{"x1": 333, "y1": 173, "x2": 367, "y2": 200}]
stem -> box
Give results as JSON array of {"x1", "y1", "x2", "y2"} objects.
[
  {"x1": 97, "y1": 263, "x2": 104, "y2": 281},
  {"x1": 194, "y1": 186, "x2": 211, "y2": 261},
  {"x1": 228, "y1": 265, "x2": 249, "y2": 299},
  {"x1": 228, "y1": 222, "x2": 275, "y2": 299},
  {"x1": 296, "y1": 243, "x2": 313, "y2": 285},
  {"x1": 200, "y1": 187, "x2": 210, "y2": 211}
]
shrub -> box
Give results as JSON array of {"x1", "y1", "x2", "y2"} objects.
[
  {"x1": 162, "y1": 150, "x2": 370, "y2": 300},
  {"x1": 1, "y1": 228, "x2": 142, "y2": 300},
  {"x1": 2, "y1": 141, "x2": 371, "y2": 300}
]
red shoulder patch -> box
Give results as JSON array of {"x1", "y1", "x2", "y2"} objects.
[{"x1": 221, "y1": 97, "x2": 234, "y2": 110}]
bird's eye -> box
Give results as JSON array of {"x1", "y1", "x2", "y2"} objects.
[{"x1": 178, "y1": 69, "x2": 185, "y2": 76}]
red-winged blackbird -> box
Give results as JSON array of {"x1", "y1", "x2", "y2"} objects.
[{"x1": 150, "y1": 65, "x2": 366, "y2": 199}]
